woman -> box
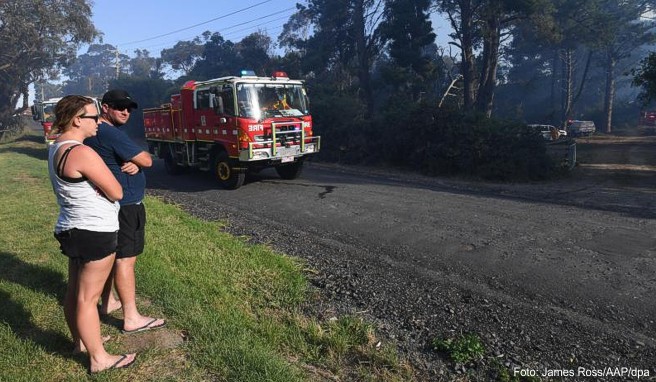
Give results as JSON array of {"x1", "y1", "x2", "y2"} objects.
[{"x1": 48, "y1": 95, "x2": 136, "y2": 373}]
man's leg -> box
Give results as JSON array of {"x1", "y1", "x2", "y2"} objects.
[
  {"x1": 115, "y1": 203, "x2": 164, "y2": 332},
  {"x1": 98, "y1": 265, "x2": 121, "y2": 315},
  {"x1": 114, "y1": 256, "x2": 164, "y2": 331}
]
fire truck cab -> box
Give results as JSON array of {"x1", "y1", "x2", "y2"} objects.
[{"x1": 144, "y1": 71, "x2": 320, "y2": 189}]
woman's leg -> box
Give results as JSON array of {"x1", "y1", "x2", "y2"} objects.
[
  {"x1": 76, "y1": 253, "x2": 135, "y2": 372},
  {"x1": 64, "y1": 259, "x2": 81, "y2": 351}
]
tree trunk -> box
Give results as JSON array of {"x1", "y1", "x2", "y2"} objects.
[
  {"x1": 561, "y1": 48, "x2": 573, "y2": 122},
  {"x1": 603, "y1": 52, "x2": 616, "y2": 134},
  {"x1": 550, "y1": 50, "x2": 559, "y2": 124},
  {"x1": 353, "y1": 0, "x2": 373, "y2": 117},
  {"x1": 459, "y1": 0, "x2": 476, "y2": 111},
  {"x1": 475, "y1": 14, "x2": 500, "y2": 117}
]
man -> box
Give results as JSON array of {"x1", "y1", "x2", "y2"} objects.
[{"x1": 85, "y1": 89, "x2": 165, "y2": 333}]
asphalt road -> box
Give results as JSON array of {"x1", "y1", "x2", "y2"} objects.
[{"x1": 145, "y1": 153, "x2": 656, "y2": 380}]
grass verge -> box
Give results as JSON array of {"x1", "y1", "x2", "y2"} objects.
[{"x1": 0, "y1": 130, "x2": 413, "y2": 381}]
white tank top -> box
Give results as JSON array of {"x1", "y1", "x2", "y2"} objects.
[{"x1": 48, "y1": 140, "x2": 120, "y2": 233}]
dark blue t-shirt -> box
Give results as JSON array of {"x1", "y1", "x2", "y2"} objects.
[{"x1": 84, "y1": 123, "x2": 146, "y2": 205}]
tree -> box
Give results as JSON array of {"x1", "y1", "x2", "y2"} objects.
[
  {"x1": 380, "y1": 0, "x2": 437, "y2": 99},
  {"x1": 189, "y1": 32, "x2": 241, "y2": 80},
  {"x1": 303, "y1": 0, "x2": 386, "y2": 117},
  {"x1": 0, "y1": 0, "x2": 97, "y2": 122},
  {"x1": 61, "y1": 43, "x2": 126, "y2": 96},
  {"x1": 278, "y1": 4, "x2": 313, "y2": 53},
  {"x1": 437, "y1": 0, "x2": 480, "y2": 111},
  {"x1": 129, "y1": 49, "x2": 162, "y2": 79},
  {"x1": 437, "y1": 0, "x2": 551, "y2": 116},
  {"x1": 236, "y1": 32, "x2": 273, "y2": 76},
  {"x1": 160, "y1": 38, "x2": 204, "y2": 76},
  {"x1": 594, "y1": 0, "x2": 655, "y2": 133},
  {"x1": 633, "y1": 53, "x2": 656, "y2": 106}
]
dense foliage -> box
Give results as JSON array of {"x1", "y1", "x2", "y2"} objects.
[
  {"x1": 0, "y1": 0, "x2": 97, "y2": 127},
  {"x1": 318, "y1": 98, "x2": 555, "y2": 181}
]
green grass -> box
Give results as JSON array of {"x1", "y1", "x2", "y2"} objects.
[{"x1": 0, "y1": 131, "x2": 413, "y2": 381}]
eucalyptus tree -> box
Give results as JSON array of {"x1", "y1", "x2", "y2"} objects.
[
  {"x1": 128, "y1": 49, "x2": 163, "y2": 79},
  {"x1": 302, "y1": 0, "x2": 386, "y2": 117},
  {"x1": 160, "y1": 39, "x2": 205, "y2": 77},
  {"x1": 0, "y1": 0, "x2": 97, "y2": 121},
  {"x1": 61, "y1": 43, "x2": 129, "y2": 96},
  {"x1": 594, "y1": 0, "x2": 655, "y2": 133},
  {"x1": 189, "y1": 32, "x2": 241, "y2": 80},
  {"x1": 436, "y1": 0, "x2": 552, "y2": 116},
  {"x1": 236, "y1": 32, "x2": 273, "y2": 76}
]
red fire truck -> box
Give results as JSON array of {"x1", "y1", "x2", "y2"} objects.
[
  {"x1": 144, "y1": 71, "x2": 320, "y2": 189},
  {"x1": 32, "y1": 97, "x2": 101, "y2": 144},
  {"x1": 32, "y1": 97, "x2": 61, "y2": 144}
]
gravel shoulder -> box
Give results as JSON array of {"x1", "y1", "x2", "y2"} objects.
[{"x1": 146, "y1": 133, "x2": 656, "y2": 381}]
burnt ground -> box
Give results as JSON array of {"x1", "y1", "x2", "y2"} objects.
[{"x1": 144, "y1": 129, "x2": 656, "y2": 381}]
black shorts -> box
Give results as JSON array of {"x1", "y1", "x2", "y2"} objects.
[
  {"x1": 54, "y1": 228, "x2": 118, "y2": 263},
  {"x1": 117, "y1": 203, "x2": 146, "y2": 259}
]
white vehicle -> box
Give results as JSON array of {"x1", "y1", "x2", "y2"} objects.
[
  {"x1": 527, "y1": 124, "x2": 567, "y2": 141},
  {"x1": 566, "y1": 120, "x2": 596, "y2": 137}
]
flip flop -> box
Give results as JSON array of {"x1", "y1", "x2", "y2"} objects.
[
  {"x1": 121, "y1": 318, "x2": 166, "y2": 334},
  {"x1": 90, "y1": 353, "x2": 136, "y2": 374}
]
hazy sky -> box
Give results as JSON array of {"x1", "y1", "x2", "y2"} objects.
[{"x1": 89, "y1": 0, "x2": 453, "y2": 58}]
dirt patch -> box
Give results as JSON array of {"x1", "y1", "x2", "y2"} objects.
[{"x1": 116, "y1": 327, "x2": 185, "y2": 352}]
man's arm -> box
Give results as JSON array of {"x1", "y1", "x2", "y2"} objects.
[
  {"x1": 130, "y1": 151, "x2": 152, "y2": 168},
  {"x1": 121, "y1": 151, "x2": 152, "y2": 175}
]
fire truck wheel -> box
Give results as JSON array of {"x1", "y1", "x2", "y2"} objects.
[
  {"x1": 275, "y1": 160, "x2": 304, "y2": 180},
  {"x1": 212, "y1": 151, "x2": 245, "y2": 190}
]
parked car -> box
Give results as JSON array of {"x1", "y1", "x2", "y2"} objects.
[
  {"x1": 527, "y1": 124, "x2": 567, "y2": 141},
  {"x1": 566, "y1": 120, "x2": 596, "y2": 137}
]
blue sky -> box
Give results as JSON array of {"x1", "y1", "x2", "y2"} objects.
[{"x1": 89, "y1": 0, "x2": 453, "y2": 58}]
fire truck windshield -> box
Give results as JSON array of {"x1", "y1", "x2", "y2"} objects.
[
  {"x1": 236, "y1": 83, "x2": 309, "y2": 120},
  {"x1": 42, "y1": 104, "x2": 56, "y2": 122}
]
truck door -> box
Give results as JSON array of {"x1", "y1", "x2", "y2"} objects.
[
  {"x1": 214, "y1": 85, "x2": 237, "y2": 153},
  {"x1": 194, "y1": 89, "x2": 214, "y2": 140}
]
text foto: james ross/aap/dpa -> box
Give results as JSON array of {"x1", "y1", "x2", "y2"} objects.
[{"x1": 513, "y1": 366, "x2": 651, "y2": 379}]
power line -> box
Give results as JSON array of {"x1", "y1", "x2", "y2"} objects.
[
  {"x1": 127, "y1": 10, "x2": 294, "y2": 54},
  {"x1": 118, "y1": 0, "x2": 274, "y2": 46}
]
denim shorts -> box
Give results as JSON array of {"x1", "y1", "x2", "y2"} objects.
[{"x1": 54, "y1": 228, "x2": 118, "y2": 262}]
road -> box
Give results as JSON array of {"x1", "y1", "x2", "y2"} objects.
[{"x1": 145, "y1": 136, "x2": 656, "y2": 380}]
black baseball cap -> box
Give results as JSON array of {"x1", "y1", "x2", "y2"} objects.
[{"x1": 101, "y1": 89, "x2": 138, "y2": 109}]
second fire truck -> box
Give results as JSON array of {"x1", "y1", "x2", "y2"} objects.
[
  {"x1": 144, "y1": 71, "x2": 320, "y2": 189},
  {"x1": 32, "y1": 97, "x2": 61, "y2": 143}
]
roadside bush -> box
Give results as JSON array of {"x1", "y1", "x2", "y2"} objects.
[
  {"x1": 310, "y1": 89, "x2": 374, "y2": 164},
  {"x1": 422, "y1": 110, "x2": 554, "y2": 181},
  {"x1": 311, "y1": 92, "x2": 555, "y2": 181},
  {"x1": 374, "y1": 104, "x2": 554, "y2": 181}
]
